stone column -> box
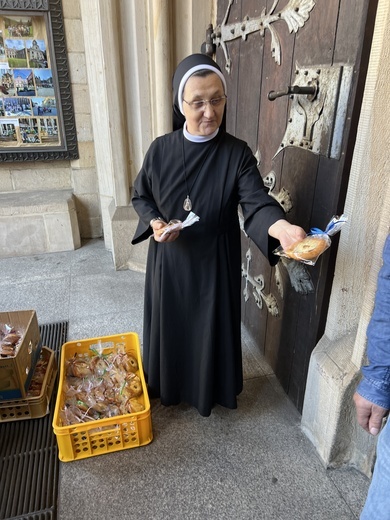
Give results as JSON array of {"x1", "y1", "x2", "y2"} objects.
[
  {"x1": 107, "y1": 0, "x2": 174, "y2": 271},
  {"x1": 148, "y1": 0, "x2": 173, "y2": 138},
  {"x1": 301, "y1": 0, "x2": 390, "y2": 476},
  {"x1": 80, "y1": 0, "x2": 130, "y2": 250},
  {"x1": 80, "y1": 0, "x2": 213, "y2": 269},
  {"x1": 172, "y1": 0, "x2": 215, "y2": 62}
]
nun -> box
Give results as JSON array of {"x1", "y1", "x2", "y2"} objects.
[{"x1": 131, "y1": 53, "x2": 305, "y2": 417}]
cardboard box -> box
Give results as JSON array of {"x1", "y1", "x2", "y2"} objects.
[
  {"x1": 0, "y1": 347, "x2": 57, "y2": 422},
  {"x1": 0, "y1": 310, "x2": 40, "y2": 400}
]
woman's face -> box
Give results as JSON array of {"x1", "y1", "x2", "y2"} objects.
[{"x1": 182, "y1": 73, "x2": 226, "y2": 136}]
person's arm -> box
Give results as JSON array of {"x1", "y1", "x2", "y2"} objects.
[
  {"x1": 354, "y1": 235, "x2": 390, "y2": 435},
  {"x1": 237, "y1": 144, "x2": 305, "y2": 261}
]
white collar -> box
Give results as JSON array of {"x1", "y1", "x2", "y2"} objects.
[{"x1": 183, "y1": 122, "x2": 219, "y2": 143}]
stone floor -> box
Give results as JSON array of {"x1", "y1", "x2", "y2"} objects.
[{"x1": 0, "y1": 238, "x2": 370, "y2": 519}]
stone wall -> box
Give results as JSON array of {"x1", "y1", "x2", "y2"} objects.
[
  {"x1": 0, "y1": 0, "x2": 213, "y2": 256},
  {"x1": 63, "y1": 0, "x2": 101, "y2": 239},
  {"x1": 301, "y1": 0, "x2": 390, "y2": 476},
  {"x1": 0, "y1": 0, "x2": 102, "y2": 242}
]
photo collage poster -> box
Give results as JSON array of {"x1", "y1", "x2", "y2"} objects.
[{"x1": 0, "y1": 13, "x2": 61, "y2": 148}]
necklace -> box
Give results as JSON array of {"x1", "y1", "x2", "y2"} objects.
[{"x1": 181, "y1": 136, "x2": 217, "y2": 211}]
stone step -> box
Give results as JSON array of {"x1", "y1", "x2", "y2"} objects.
[{"x1": 0, "y1": 189, "x2": 81, "y2": 258}]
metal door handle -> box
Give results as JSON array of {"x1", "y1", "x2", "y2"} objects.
[{"x1": 268, "y1": 84, "x2": 317, "y2": 101}]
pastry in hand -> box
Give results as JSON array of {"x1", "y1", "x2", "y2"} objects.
[{"x1": 284, "y1": 235, "x2": 330, "y2": 261}]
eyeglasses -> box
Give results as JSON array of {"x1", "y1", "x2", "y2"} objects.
[{"x1": 182, "y1": 95, "x2": 227, "y2": 111}]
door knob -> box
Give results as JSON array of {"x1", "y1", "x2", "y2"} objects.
[{"x1": 268, "y1": 84, "x2": 317, "y2": 101}]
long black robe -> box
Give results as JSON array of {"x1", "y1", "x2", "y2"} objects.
[{"x1": 131, "y1": 129, "x2": 284, "y2": 416}]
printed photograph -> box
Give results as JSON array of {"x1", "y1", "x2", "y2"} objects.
[
  {"x1": 0, "y1": 32, "x2": 5, "y2": 60},
  {"x1": 4, "y1": 39, "x2": 27, "y2": 68},
  {"x1": 26, "y1": 39, "x2": 48, "y2": 69},
  {"x1": 31, "y1": 97, "x2": 57, "y2": 116},
  {"x1": 13, "y1": 68, "x2": 35, "y2": 96},
  {"x1": 39, "y1": 116, "x2": 59, "y2": 144},
  {"x1": 0, "y1": 118, "x2": 17, "y2": 144},
  {"x1": 4, "y1": 16, "x2": 33, "y2": 38},
  {"x1": 3, "y1": 96, "x2": 32, "y2": 116},
  {"x1": 19, "y1": 117, "x2": 40, "y2": 144},
  {"x1": 34, "y1": 68, "x2": 54, "y2": 96},
  {"x1": 0, "y1": 68, "x2": 15, "y2": 96}
]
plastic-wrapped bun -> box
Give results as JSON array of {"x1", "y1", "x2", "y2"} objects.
[
  {"x1": 284, "y1": 234, "x2": 331, "y2": 262},
  {"x1": 155, "y1": 212, "x2": 200, "y2": 239},
  {"x1": 272, "y1": 214, "x2": 347, "y2": 266}
]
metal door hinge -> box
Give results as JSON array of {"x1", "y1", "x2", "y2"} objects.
[
  {"x1": 201, "y1": 24, "x2": 216, "y2": 57},
  {"x1": 242, "y1": 248, "x2": 279, "y2": 316},
  {"x1": 204, "y1": 0, "x2": 316, "y2": 73}
]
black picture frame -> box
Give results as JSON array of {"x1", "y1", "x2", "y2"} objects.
[{"x1": 0, "y1": 0, "x2": 78, "y2": 161}]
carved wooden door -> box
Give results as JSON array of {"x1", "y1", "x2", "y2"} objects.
[{"x1": 213, "y1": 0, "x2": 378, "y2": 410}]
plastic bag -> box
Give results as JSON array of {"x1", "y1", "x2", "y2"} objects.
[
  {"x1": 61, "y1": 343, "x2": 145, "y2": 425},
  {"x1": 156, "y1": 211, "x2": 200, "y2": 240},
  {"x1": 0, "y1": 323, "x2": 23, "y2": 357},
  {"x1": 273, "y1": 214, "x2": 348, "y2": 266}
]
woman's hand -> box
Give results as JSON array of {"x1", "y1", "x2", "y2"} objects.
[
  {"x1": 268, "y1": 219, "x2": 306, "y2": 251},
  {"x1": 151, "y1": 220, "x2": 180, "y2": 243}
]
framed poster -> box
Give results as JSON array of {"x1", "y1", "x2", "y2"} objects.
[{"x1": 0, "y1": 0, "x2": 78, "y2": 161}]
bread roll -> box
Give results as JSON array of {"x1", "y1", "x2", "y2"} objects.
[
  {"x1": 284, "y1": 235, "x2": 329, "y2": 261},
  {"x1": 156, "y1": 224, "x2": 170, "y2": 236},
  {"x1": 155, "y1": 219, "x2": 181, "y2": 237}
]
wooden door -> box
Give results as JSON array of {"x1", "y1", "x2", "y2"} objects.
[{"x1": 213, "y1": 0, "x2": 378, "y2": 411}]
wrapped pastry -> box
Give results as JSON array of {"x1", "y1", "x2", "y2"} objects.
[
  {"x1": 273, "y1": 214, "x2": 347, "y2": 266},
  {"x1": 155, "y1": 211, "x2": 200, "y2": 240},
  {"x1": 284, "y1": 234, "x2": 331, "y2": 262},
  {"x1": 61, "y1": 345, "x2": 145, "y2": 425},
  {"x1": 0, "y1": 324, "x2": 23, "y2": 357}
]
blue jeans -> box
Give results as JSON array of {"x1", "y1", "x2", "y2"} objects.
[{"x1": 361, "y1": 418, "x2": 390, "y2": 519}]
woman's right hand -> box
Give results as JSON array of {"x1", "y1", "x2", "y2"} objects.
[{"x1": 268, "y1": 219, "x2": 306, "y2": 250}]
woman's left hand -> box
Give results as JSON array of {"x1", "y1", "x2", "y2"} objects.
[
  {"x1": 151, "y1": 220, "x2": 180, "y2": 243},
  {"x1": 268, "y1": 219, "x2": 306, "y2": 251},
  {"x1": 157, "y1": 229, "x2": 180, "y2": 243}
]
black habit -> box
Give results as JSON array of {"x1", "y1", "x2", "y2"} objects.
[{"x1": 131, "y1": 128, "x2": 284, "y2": 416}]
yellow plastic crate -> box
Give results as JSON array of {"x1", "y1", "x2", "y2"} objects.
[
  {"x1": 52, "y1": 332, "x2": 153, "y2": 462},
  {"x1": 0, "y1": 346, "x2": 57, "y2": 422}
]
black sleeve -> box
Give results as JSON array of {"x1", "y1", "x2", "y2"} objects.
[
  {"x1": 237, "y1": 144, "x2": 285, "y2": 264},
  {"x1": 131, "y1": 140, "x2": 164, "y2": 245}
]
